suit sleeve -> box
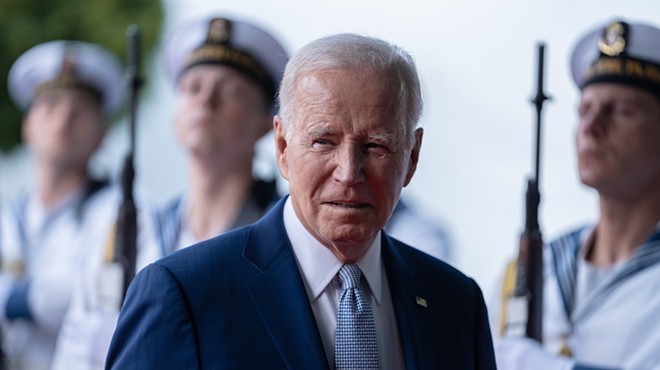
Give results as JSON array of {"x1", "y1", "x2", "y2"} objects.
[
  {"x1": 105, "y1": 263, "x2": 199, "y2": 369},
  {"x1": 471, "y1": 279, "x2": 497, "y2": 370}
]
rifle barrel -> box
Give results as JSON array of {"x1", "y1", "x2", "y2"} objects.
[
  {"x1": 532, "y1": 43, "x2": 549, "y2": 185},
  {"x1": 127, "y1": 25, "x2": 141, "y2": 154}
]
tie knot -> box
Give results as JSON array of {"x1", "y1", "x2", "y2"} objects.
[{"x1": 338, "y1": 264, "x2": 362, "y2": 290}]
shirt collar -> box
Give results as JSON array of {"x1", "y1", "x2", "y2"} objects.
[{"x1": 283, "y1": 197, "x2": 383, "y2": 304}]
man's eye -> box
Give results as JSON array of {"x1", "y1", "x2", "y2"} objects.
[
  {"x1": 613, "y1": 103, "x2": 637, "y2": 118},
  {"x1": 313, "y1": 139, "x2": 331, "y2": 146},
  {"x1": 221, "y1": 85, "x2": 241, "y2": 98},
  {"x1": 364, "y1": 142, "x2": 389, "y2": 152},
  {"x1": 182, "y1": 81, "x2": 200, "y2": 94}
]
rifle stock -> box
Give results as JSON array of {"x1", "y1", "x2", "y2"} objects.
[
  {"x1": 518, "y1": 195, "x2": 544, "y2": 341},
  {"x1": 113, "y1": 159, "x2": 137, "y2": 302}
]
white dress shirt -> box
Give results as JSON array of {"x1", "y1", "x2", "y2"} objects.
[{"x1": 283, "y1": 198, "x2": 405, "y2": 369}]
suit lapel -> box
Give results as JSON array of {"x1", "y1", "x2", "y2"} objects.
[
  {"x1": 243, "y1": 198, "x2": 330, "y2": 370},
  {"x1": 242, "y1": 200, "x2": 436, "y2": 369},
  {"x1": 383, "y1": 233, "x2": 433, "y2": 370}
]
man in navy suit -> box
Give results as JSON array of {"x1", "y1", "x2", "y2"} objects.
[{"x1": 106, "y1": 32, "x2": 496, "y2": 369}]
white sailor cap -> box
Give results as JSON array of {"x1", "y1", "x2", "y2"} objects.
[
  {"x1": 571, "y1": 19, "x2": 660, "y2": 97},
  {"x1": 163, "y1": 15, "x2": 289, "y2": 104},
  {"x1": 8, "y1": 40, "x2": 124, "y2": 115}
]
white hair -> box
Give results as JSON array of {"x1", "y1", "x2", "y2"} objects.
[{"x1": 277, "y1": 33, "x2": 423, "y2": 148}]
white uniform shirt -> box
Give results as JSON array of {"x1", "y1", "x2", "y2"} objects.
[
  {"x1": 489, "y1": 225, "x2": 660, "y2": 370},
  {"x1": 50, "y1": 188, "x2": 159, "y2": 370},
  {"x1": 0, "y1": 183, "x2": 118, "y2": 370},
  {"x1": 283, "y1": 198, "x2": 405, "y2": 370},
  {"x1": 52, "y1": 186, "x2": 275, "y2": 370}
]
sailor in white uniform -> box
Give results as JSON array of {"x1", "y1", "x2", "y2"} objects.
[
  {"x1": 51, "y1": 15, "x2": 289, "y2": 370},
  {"x1": 491, "y1": 19, "x2": 660, "y2": 370},
  {"x1": 0, "y1": 40, "x2": 123, "y2": 370}
]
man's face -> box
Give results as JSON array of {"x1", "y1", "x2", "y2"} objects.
[
  {"x1": 23, "y1": 88, "x2": 105, "y2": 170},
  {"x1": 275, "y1": 69, "x2": 423, "y2": 263},
  {"x1": 576, "y1": 83, "x2": 660, "y2": 198},
  {"x1": 174, "y1": 65, "x2": 270, "y2": 160}
]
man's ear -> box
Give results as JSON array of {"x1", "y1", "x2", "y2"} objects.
[
  {"x1": 273, "y1": 116, "x2": 289, "y2": 181},
  {"x1": 403, "y1": 127, "x2": 423, "y2": 187},
  {"x1": 21, "y1": 112, "x2": 32, "y2": 144}
]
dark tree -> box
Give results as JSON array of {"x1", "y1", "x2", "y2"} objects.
[{"x1": 0, "y1": 0, "x2": 163, "y2": 151}]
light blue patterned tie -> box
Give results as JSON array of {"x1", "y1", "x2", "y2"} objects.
[{"x1": 334, "y1": 264, "x2": 379, "y2": 370}]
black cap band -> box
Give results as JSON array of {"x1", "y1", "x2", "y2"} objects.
[
  {"x1": 181, "y1": 17, "x2": 277, "y2": 103},
  {"x1": 581, "y1": 55, "x2": 660, "y2": 99}
]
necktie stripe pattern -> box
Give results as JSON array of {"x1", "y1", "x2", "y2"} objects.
[{"x1": 335, "y1": 264, "x2": 379, "y2": 369}]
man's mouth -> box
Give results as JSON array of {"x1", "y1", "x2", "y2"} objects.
[{"x1": 328, "y1": 201, "x2": 368, "y2": 209}]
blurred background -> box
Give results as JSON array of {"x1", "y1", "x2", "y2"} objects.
[{"x1": 1, "y1": 0, "x2": 658, "y2": 296}]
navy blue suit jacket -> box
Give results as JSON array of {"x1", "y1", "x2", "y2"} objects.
[{"x1": 106, "y1": 198, "x2": 495, "y2": 369}]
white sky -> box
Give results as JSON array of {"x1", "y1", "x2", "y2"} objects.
[{"x1": 1, "y1": 0, "x2": 658, "y2": 295}]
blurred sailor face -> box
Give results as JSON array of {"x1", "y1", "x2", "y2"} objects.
[
  {"x1": 23, "y1": 88, "x2": 105, "y2": 170},
  {"x1": 275, "y1": 69, "x2": 422, "y2": 263},
  {"x1": 174, "y1": 65, "x2": 271, "y2": 160},
  {"x1": 576, "y1": 83, "x2": 660, "y2": 199}
]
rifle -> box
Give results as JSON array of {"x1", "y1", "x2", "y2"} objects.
[
  {"x1": 500, "y1": 43, "x2": 550, "y2": 342},
  {"x1": 111, "y1": 25, "x2": 143, "y2": 306}
]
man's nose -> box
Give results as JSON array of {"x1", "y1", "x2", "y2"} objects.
[
  {"x1": 200, "y1": 87, "x2": 220, "y2": 109},
  {"x1": 579, "y1": 107, "x2": 607, "y2": 138},
  {"x1": 333, "y1": 144, "x2": 365, "y2": 185},
  {"x1": 54, "y1": 97, "x2": 77, "y2": 123}
]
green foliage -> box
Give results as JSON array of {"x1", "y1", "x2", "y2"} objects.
[{"x1": 0, "y1": 0, "x2": 163, "y2": 152}]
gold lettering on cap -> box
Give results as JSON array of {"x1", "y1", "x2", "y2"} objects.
[
  {"x1": 591, "y1": 58, "x2": 623, "y2": 75},
  {"x1": 645, "y1": 64, "x2": 660, "y2": 83},
  {"x1": 625, "y1": 60, "x2": 644, "y2": 77},
  {"x1": 585, "y1": 59, "x2": 660, "y2": 85},
  {"x1": 622, "y1": 60, "x2": 660, "y2": 84},
  {"x1": 185, "y1": 45, "x2": 269, "y2": 79}
]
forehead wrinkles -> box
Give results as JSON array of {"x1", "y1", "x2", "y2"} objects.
[
  {"x1": 289, "y1": 69, "x2": 408, "y2": 149},
  {"x1": 296, "y1": 70, "x2": 397, "y2": 108},
  {"x1": 294, "y1": 72, "x2": 342, "y2": 112},
  {"x1": 292, "y1": 70, "x2": 402, "y2": 132}
]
